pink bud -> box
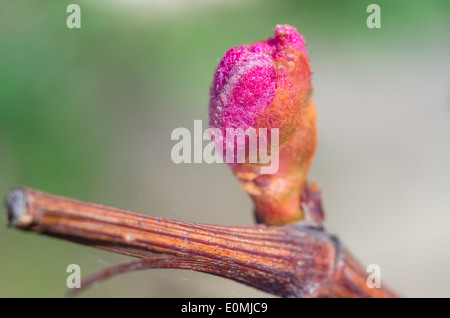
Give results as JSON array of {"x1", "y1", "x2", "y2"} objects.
[{"x1": 209, "y1": 25, "x2": 318, "y2": 225}]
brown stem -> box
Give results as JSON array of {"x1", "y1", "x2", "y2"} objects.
[{"x1": 5, "y1": 187, "x2": 397, "y2": 298}]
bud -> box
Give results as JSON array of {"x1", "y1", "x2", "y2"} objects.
[{"x1": 209, "y1": 25, "x2": 318, "y2": 225}]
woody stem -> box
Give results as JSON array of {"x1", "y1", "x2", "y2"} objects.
[{"x1": 5, "y1": 187, "x2": 396, "y2": 298}]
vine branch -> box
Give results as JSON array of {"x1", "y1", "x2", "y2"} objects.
[{"x1": 5, "y1": 187, "x2": 396, "y2": 298}]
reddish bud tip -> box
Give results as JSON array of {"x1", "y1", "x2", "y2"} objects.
[{"x1": 209, "y1": 25, "x2": 318, "y2": 225}]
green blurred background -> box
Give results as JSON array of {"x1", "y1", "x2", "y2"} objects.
[{"x1": 1, "y1": 0, "x2": 449, "y2": 297}]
